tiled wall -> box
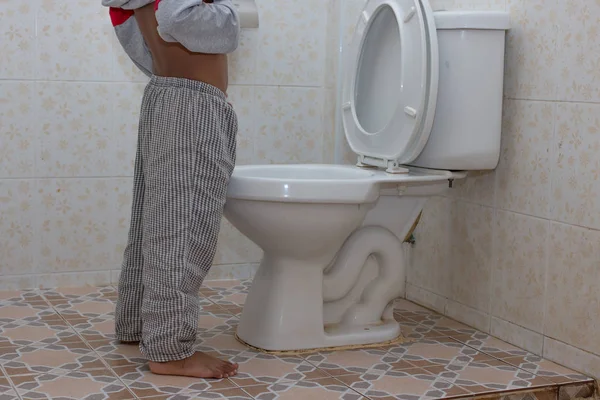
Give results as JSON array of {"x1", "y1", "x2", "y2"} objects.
[
  {"x1": 391, "y1": 0, "x2": 600, "y2": 380},
  {"x1": 0, "y1": 0, "x2": 337, "y2": 289}
]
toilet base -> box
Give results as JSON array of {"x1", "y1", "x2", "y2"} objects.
[{"x1": 235, "y1": 324, "x2": 409, "y2": 356}]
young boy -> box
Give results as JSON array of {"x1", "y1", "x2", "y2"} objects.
[{"x1": 102, "y1": 0, "x2": 240, "y2": 379}]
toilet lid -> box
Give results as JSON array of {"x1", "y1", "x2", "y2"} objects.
[{"x1": 342, "y1": 0, "x2": 439, "y2": 167}]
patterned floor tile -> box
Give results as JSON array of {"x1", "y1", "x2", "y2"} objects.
[
  {"x1": 0, "y1": 317, "x2": 81, "y2": 348},
  {"x1": 337, "y1": 369, "x2": 470, "y2": 399},
  {"x1": 241, "y1": 378, "x2": 366, "y2": 400},
  {"x1": 502, "y1": 355, "x2": 592, "y2": 384},
  {"x1": 558, "y1": 382, "x2": 596, "y2": 400},
  {"x1": 231, "y1": 351, "x2": 329, "y2": 387},
  {"x1": 0, "y1": 372, "x2": 19, "y2": 400},
  {"x1": 305, "y1": 348, "x2": 404, "y2": 378},
  {"x1": 113, "y1": 363, "x2": 238, "y2": 398},
  {"x1": 204, "y1": 281, "x2": 251, "y2": 307},
  {"x1": 459, "y1": 334, "x2": 532, "y2": 359},
  {"x1": 393, "y1": 320, "x2": 448, "y2": 341},
  {"x1": 197, "y1": 309, "x2": 239, "y2": 333},
  {"x1": 386, "y1": 338, "x2": 483, "y2": 368},
  {"x1": 10, "y1": 369, "x2": 134, "y2": 399},
  {"x1": 423, "y1": 357, "x2": 552, "y2": 395},
  {"x1": 91, "y1": 340, "x2": 146, "y2": 369},
  {"x1": 1, "y1": 340, "x2": 105, "y2": 376},
  {"x1": 500, "y1": 388, "x2": 558, "y2": 400},
  {"x1": 195, "y1": 330, "x2": 248, "y2": 359},
  {"x1": 0, "y1": 303, "x2": 63, "y2": 326},
  {"x1": 0, "y1": 290, "x2": 46, "y2": 305},
  {"x1": 42, "y1": 286, "x2": 118, "y2": 305},
  {"x1": 418, "y1": 317, "x2": 480, "y2": 342}
]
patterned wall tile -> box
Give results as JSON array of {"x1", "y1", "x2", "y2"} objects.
[
  {"x1": 496, "y1": 100, "x2": 554, "y2": 218},
  {"x1": 0, "y1": 0, "x2": 36, "y2": 79},
  {"x1": 254, "y1": 86, "x2": 324, "y2": 164},
  {"x1": 491, "y1": 211, "x2": 547, "y2": 333},
  {"x1": 556, "y1": 1, "x2": 600, "y2": 102},
  {"x1": 0, "y1": 180, "x2": 36, "y2": 277},
  {"x1": 545, "y1": 222, "x2": 600, "y2": 356},
  {"x1": 35, "y1": 82, "x2": 117, "y2": 177},
  {"x1": 254, "y1": 0, "x2": 328, "y2": 87},
  {"x1": 37, "y1": 0, "x2": 113, "y2": 81},
  {"x1": 409, "y1": 196, "x2": 452, "y2": 298},
  {"x1": 448, "y1": 202, "x2": 494, "y2": 313},
  {"x1": 504, "y1": 0, "x2": 559, "y2": 100},
  {"x1": 35, "y1": 178, "x2": 131, "y2": 274},
  {"x1": 0, "y1": 82, "x2": 35, "y2": 178},
  {"x1": 227, "y1": 85, "x2": 256, "y2": 165},
  {"x1": 551, "y1": 103, "x2": 600, "y2": 230}
]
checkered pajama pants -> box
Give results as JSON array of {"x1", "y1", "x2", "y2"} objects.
[{"x1": 115, "y1": 76, "x2": 237, "y2": 363}]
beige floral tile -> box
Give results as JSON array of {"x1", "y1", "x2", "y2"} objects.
[
  {"x1": 0, "y1": 179, "x2": 36, "y2": 276},
  {"x1": 242, "y1": 378, "x2": 365, "y2": 400},
  {"x1": 409, "y1": 196, "x2": 452, "y2": 297},
  {"x1": 37, "y1": 1, "x2": 113, "y2": 81},
  {"x1": 448, "y1": 202, "x2": 494, "y2": 313},
  {"x1": 450, "y1": 171, "x2": 496, "y2": 208},
  {"x1": 254, "y1": 86, "x2": 325, "y2": 164},
  {"x1": 551, "y1": 102, "x2": 600, "y2": 230},
  {"x1": 110, "y1": 83, "x2": 146, "y2": 174},
  {"x1": 11, "y1": 369, "x2": 134, "y2": 400},
  {"x1": 504, "y1": 0, "x2": 559, "y2": 100},
  {"x1": 254, "y1": 0, "x2": 327, "y2": 87},
  {"x1": 35, "y1": 82, "x2": 121, "y2": 177},
  {"x1": 36, "y1": 178, "x2": 131, "y2": 274},
  {"x1": 556, "y1": 1, "x2": 600, "y2": 102},
  {"x1": 229, "y1": 30, "x2": 259, "y2": 86},
  {"x1": 491, "y1": 211, "x2": 548, "y2": 332},
  {"x1": 0, "y1": 82, "x2": 35, "y2": 178},
  {"x1": 226, "y1": 86, "x2": 256, "y2": 166},
  {"x1": 545, "y1": 222, "x2": 600, "y2": 356},
  {"x1": 496, "y1": 100, "x2": 554, "y2": 218},
  {"x1": 0, "y1": 0, "x2": 36, "y2": 79}
]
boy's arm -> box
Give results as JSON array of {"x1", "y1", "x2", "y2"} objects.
[
  {"x1": 103, "y1": 0, "x2": 154, "y2": 77},
  {"x1": 155, "y1": 0, "x2": 240, "y2": 54}
]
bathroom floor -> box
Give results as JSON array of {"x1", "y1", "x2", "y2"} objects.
[{"x1": 0, "y1": 280, "x2": 595, "y2": 400}]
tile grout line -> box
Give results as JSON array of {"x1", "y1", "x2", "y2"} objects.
[{"x1": 0, "y1": 363, "x2": 23, "y2": 400}]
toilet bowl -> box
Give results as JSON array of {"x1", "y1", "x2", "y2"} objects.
[{"x1": 224, "y1": 0, "x2": 510, "y2": 352}]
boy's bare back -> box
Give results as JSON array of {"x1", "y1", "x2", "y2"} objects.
[{"x1": 135, "y1": 4, "x2": 229, "y2": 93}]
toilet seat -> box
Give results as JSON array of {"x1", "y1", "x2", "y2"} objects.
[
  {"x1": 226, "y1": 165, "x2": 463, "y2": 204},
  {"x1": 342, "y1": 0, "x2": 439, "y2": 172}
]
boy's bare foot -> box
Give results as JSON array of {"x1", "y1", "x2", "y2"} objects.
[{"x1": 149, "y1": 352, "x2": 239, "y2": 379}]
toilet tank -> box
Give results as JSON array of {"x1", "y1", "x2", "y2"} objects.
[{"x1": 411, "y1": 11, "x2": 510, "y2": 171}]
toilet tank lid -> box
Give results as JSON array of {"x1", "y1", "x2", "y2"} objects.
[{"x1": 434, "y1": 10, "x2": 510, "y2": 30}]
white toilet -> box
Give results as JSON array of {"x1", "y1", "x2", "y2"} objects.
[{"x1": 224, "y1": 0, "x2": 510, "y2": 352}]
